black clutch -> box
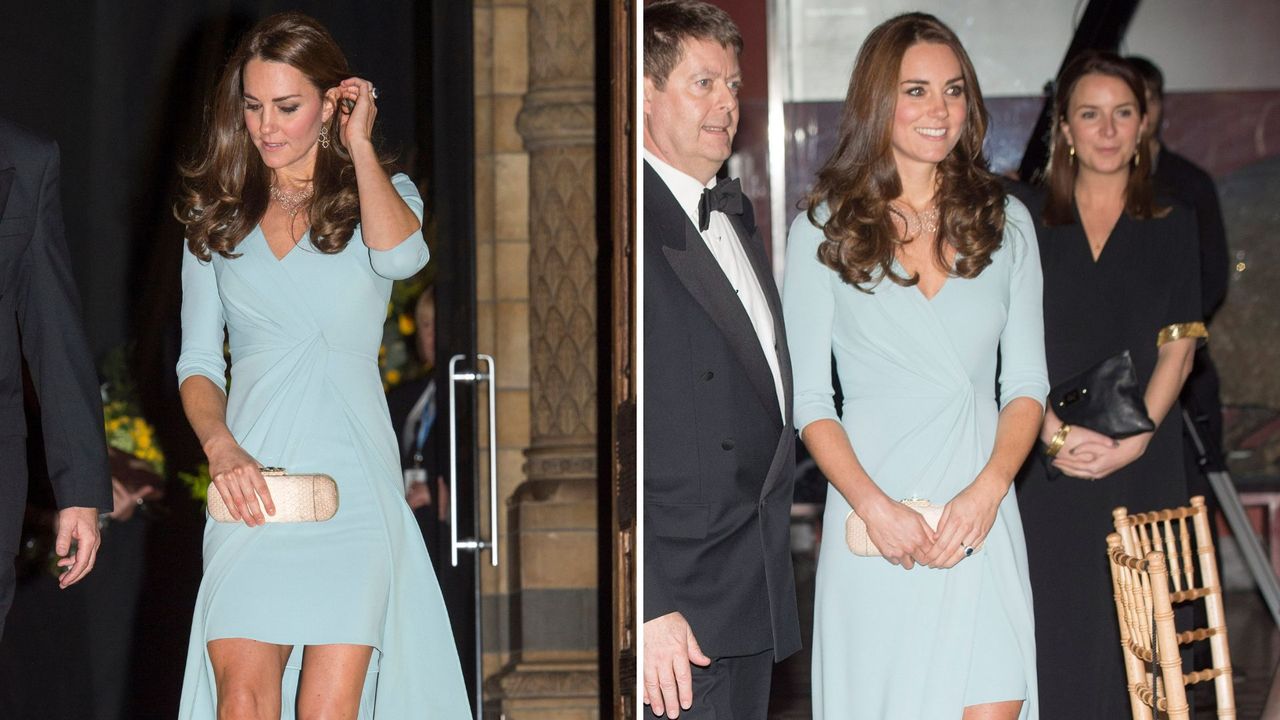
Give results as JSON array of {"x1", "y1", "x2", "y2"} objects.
[{"x1": 1047, "y1": 350, "x2": 1155, "y2": 438}]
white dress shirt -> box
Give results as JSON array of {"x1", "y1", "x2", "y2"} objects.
[{"x1": 645, "y1": 150, "x2": 785, "y2": 421}]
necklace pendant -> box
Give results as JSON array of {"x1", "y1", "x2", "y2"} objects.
[{"x1": 269, "y1": 183, "x2": 315, "y2": 215}]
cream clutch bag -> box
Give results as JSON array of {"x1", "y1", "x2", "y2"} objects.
[
  {"x1": 844, "y1": 498, "x2": 981, "y2": 557},
  {"x1": 207, "y1": 467, "x2": 339, "y2": 523}
]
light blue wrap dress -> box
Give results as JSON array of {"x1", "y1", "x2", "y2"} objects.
[
  {"x1": 175, "y1": 173, "x2": 471, "y2": 719},
  {"x1": 782, "y1": 196, "x2": 1048, "y2": 719}
]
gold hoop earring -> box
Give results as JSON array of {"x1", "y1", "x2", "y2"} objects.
[
  {"x1": 319, "y1": 125, "x2": 330, "y2": 150},
  {"x1": 1068, "y1": 145, "x2": 1075, "y2": 159}
]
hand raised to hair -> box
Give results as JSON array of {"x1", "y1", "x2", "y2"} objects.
[{"x1": 333, "y1": 77, "x2": 377, "y2": 151}]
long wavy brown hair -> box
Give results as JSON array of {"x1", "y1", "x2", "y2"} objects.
[
  {"x1": 805, "y1": 13, "x2": 1005, "y2": 291},
  {"x1": 175, "y1": 12, "x2": 390, "y2": 260},
  {"x1": 1041, "y1": 51, "x2": 1165, "y2": 226}
]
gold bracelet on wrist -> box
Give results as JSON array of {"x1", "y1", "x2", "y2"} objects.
[{"x1": 1045, "y1": 423, "x2": 1072, "y2": 458}]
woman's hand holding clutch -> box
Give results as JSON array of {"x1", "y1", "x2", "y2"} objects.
[
  {"x1": 857, "y1": 494, "x2": 937, "y2": 570},
  {"x1": 1053, "y1": 431, "x2": 1151, "y2": 481},
  {"x1": 922, "y1": 477, "x2": 1003, "y2": 569},
  {"x1": 206, "y1": 437, "x2": 276, "y2": 526}
]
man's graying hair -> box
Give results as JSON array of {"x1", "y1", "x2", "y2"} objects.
[{"x1": 644, "y1": 0, "x2": 743, "y2": 89}]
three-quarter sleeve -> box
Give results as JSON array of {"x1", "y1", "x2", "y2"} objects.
[
  {"x1": 997, "y1": 197, "x2": 1050, "y2": 409},
  {"x1": 782, "y1": 209, "x2": 841, "y2": 434},
  {"x1": 176, "y1": 243, "x2": 228, "y2": 393},
  {"x1": 1156, "y1": 206, "x2": 1205, "y2": 347},
  {"x1": 367, "y1": 173, "x2": 430, "y2": 280}
]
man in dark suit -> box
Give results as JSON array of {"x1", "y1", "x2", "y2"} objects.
[
  {"x1": 0, "y1": 117, "x2": 112, "y2": 638},
  {"x1": 642, "y1": 2, "x2": 799, "y2": 717}
]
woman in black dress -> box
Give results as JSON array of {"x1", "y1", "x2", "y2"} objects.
[{"x1": 1016, "y1": 52, "x2": 1203, "y2": 719}]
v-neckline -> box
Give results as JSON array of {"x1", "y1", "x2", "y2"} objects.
[
  {"x1": 914, "y1": 280, "x2": 946, "y2": 303},
  {"x1": 1074, "y1": 204, "x2": 1124, "y2": 264},
  {"x1": 260, "y1": 224, "x2": 310, "y2": 262},
  {"x1": 892, "y1": 257, "x2": 950, "y2": 303}
]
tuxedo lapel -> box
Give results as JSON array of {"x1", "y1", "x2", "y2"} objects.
[{"x1": 646, "y1": 162, "x2": 782, "y2": 424}]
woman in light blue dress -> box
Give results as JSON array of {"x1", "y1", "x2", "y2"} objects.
[
  {"x1": 173, "y1": 13, "x2": 469, "y2": 719},
  {"x1": 782, "y1": 14, "x2": 1048, "y2": 719}
]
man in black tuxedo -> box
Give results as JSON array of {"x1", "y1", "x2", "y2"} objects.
[
  {"x1": 0, "y1": 118, "x2": 112, "y2": 638},
  {"x1": 642, "y1": 2, "x2": 799, "y2": 718}
]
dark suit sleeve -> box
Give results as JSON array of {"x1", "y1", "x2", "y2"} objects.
[
  {"x1": 643, "y1": 518, "x2": 678, "y2": 622},
  {"x1": 14, "y1": 141, "x2": 111, "y2": 511},
  {"x1": 642, "y1": 267, "x2": 679, "y2": 622}
]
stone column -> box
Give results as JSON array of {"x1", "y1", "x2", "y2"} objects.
[{"x1": 490, "y1": 0, "x2": 600, "y2": 717}]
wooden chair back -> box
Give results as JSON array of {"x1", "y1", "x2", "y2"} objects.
[{"x1": 1112, "y1": 496, "x2": 1236, "y2": 719}]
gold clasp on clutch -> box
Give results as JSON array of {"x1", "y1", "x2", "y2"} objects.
[{"x1": 259, "y1": 466, "x2": 286, "y2": 475}]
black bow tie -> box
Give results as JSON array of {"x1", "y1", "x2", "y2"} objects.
[{"x1": 697, "y1": 178, "x2": 744, "y2": 231}]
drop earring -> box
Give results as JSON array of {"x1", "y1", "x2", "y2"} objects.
[{"x1": 319, "y1": 125, "x2": 330, "y2": 150}]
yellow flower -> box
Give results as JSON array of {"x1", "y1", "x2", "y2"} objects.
[{"x1": 398, "y1": 313, "x2": 415, "y2": 336}]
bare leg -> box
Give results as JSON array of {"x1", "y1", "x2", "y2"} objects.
[
  {"x1": 295, "y1": 643, "x2": 376, "y2": 720},
  {"x1": 963, "y1": 700, "x2": 1024, "y2": 720},
  {"x1": 208, "y1": 638, "x2": 292, "y2": 720}
]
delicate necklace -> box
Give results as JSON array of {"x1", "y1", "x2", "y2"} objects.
[
  {"x1": 269, "y1": 183, "x2": 314, "y2": 218},
  {"x1": 889, "y1": 199, "x2": 941, "y2": 242}
]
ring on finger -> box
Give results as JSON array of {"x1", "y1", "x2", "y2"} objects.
[{"x1": 370, "y1": 85, "x2": 378, "y2": 100}]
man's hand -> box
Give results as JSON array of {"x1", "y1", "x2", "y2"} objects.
[
  {"x1": 643, "y1": 611, "x2": 711, "y2": 718},
  {"x1": 406, "y1": 480, "x2": 432, "y2": 510},
  {"x1": 54, "y1": 506, "x2": 102, "y2": 589}
]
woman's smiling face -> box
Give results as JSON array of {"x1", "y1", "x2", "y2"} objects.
[
  {"x1": 890, "y1": 42, "x2": 968, "y2": 175},
  {"x1": 1061, "y1": 72, "x2": 1146, "y2": 176}
]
